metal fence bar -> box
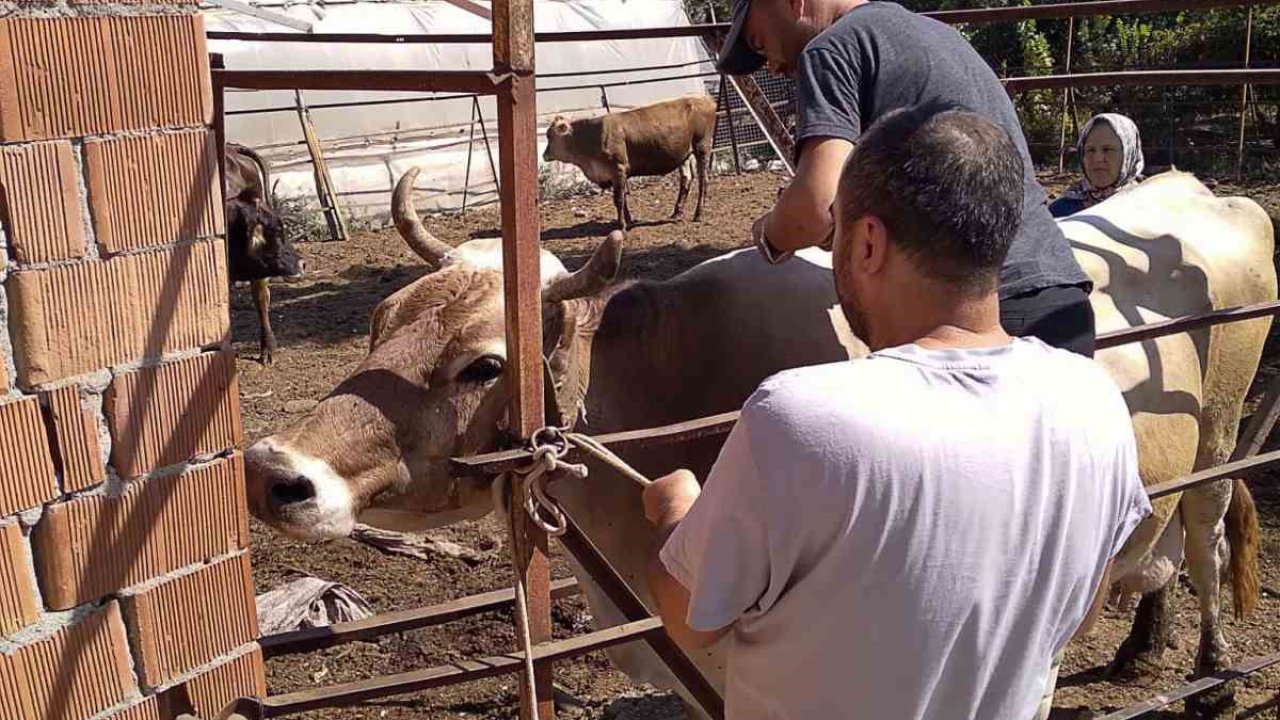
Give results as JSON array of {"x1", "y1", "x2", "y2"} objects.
[
  {"x1": 1095, "y1": 299, "x2": 1280, "y2": 349},
  {"x1": 204, "y1": 0, "x2": 1273, "y2": 44},
  {"x1": 259, "y1": 578, "x2": 581, "y2": 659},
  {"x1": 257, "y1": 617, "x2": 665, "y2": 717},
  {"x1": 1096, "y1": 650, "x2": 1280, "y2": 720},
  {"x1": 214, "y1": 69, "x2": 505, "y2": 93},
  {"x1": 1004, "y1": 68, "x2": 1280, "y2": 92}
]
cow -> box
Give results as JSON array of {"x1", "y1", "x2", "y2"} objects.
[
  {"x1": 542, "y1": 95, "x2": 717, "y2": 231},
  {"x1": 245, "y1": 168, "x2": 1274, "y2": 718},
  {"x1": 224, "y1": 143, "x2": 304, "y2": 365}
]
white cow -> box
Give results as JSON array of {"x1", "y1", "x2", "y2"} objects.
[{"x1": 245, "y1": 169, "x2": 1274, "y2": 717}]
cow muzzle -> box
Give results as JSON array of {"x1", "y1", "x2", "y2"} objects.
[{"x1": 244, "y1": 438, "x2": 356, "y2": 540}]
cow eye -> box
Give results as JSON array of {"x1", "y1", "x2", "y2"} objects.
[{"x1": 458, "y1": 355, "x2": 505, "y2": 384}]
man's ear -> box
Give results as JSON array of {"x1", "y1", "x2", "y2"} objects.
[{"x1": 857, "y1": 215, "x2": 890, "y2": 277}]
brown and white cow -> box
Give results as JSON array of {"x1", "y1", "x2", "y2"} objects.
[
  {"x1": 543, "y1": 95, "x2": 717, "y2": 231},
  {"x1": 224, "y1": 143, "x2": 304, "y2": 364},
  {"x1": 245, "y1": 169, "x2": 1273, "y2": 717}
]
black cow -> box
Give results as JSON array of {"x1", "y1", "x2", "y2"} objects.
[{"x1": 224, "y1": 143, "x2": 303, "y2": 364}]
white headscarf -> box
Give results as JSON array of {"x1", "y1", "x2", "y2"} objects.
[{"x1": 1064, "y1": 113, "x2": 1145, "y2": 206}]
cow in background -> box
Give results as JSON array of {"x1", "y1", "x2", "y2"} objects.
[
  {"x1": 224, "y1": 143, "x2": 303, "y2": 365},
  {"x1": 543, "y1": 95, "x2": 717, "y2": 231}
]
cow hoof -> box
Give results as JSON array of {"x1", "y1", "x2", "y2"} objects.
[
  {"x1": 670, "y1": 211, "x2": 685, "y2": 221},
  {"x1": 1105, "y1": 639, "x2": 1164, "y2": 683},
  {"x1": 1185, "y1": 684, "x2": 1235, "y2": 720},
  {"x1": 261, "y1": 348, "x2": 275, "y2": 366}
]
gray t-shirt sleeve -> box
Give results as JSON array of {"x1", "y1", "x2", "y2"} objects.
[
  {"x1": 659, "y1": 418, "x2": 771, "y2": 633},
  {"x1": 794, "y1": 47, "x2": 864, "y2": 153}
]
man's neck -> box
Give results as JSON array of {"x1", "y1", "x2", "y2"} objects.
[{"x1": 870, "y1": 293, "x2": 1011, "y2": 352}]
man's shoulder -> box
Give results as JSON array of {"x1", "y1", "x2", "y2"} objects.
[
  {"x1": 807, "y1": 2, "x2": 932, "y2": 50},
  {"x1": 746, "y1": 359, "x2": 910, "y2": 425}
]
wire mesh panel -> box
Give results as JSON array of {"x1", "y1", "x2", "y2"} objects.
[{"x1": 707, "y1": 68, "x2": 798, "y2": 166}]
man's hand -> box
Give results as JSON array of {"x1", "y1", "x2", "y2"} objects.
[{"x1": 644, "y1": 469, "x2": 702, "y2": 530}]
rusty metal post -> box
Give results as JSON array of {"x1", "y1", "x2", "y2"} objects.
[
  {"x1": 211, "y1": 54, "x2": 227, "y2": 193},
  {"x1": 1057, "y1": 17, "x2": 1076, "y2": 174},
  {"x1": 719, "y1": 77, "x2": 742, "y2": 175},
  {"x1": 600, "y1": 85, "x2": 611, "y2": 113},
  {"x1": 492, "y1": 1, "x2": 555, "y2": 719},
  {"x1": 476, "y1": 96, "x2": 501, "y2": 196},
  {"x1": 1235, "y1": 2, "x2": 1254, "y2": 180},
  {"x1": 462, "y1": 96, "x2": 478, "y2": 214}
]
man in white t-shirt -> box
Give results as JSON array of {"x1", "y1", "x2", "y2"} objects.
[{"x1": 643, "y1": 105, "x2": 1152, "y2": 720}]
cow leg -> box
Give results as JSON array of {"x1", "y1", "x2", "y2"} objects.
[
  {"x1": 692, "y1": 147, "x2": 709, "y2": 222},
  {"x1": 1108, "y1": 577, "x2": 1176, "y2": 681},
  {"x1": 1182, "y1": 480, "x2": 1235, "y2": 719},
  {"x1": 1108, "y1": 510, "x2": 1184, "y2": 681},
  {"x1": 611, "y1": 167, "x2": 632, "y2": 230},
  {"x1": 671, "y1": 158, "x2": 692, "y2": 220},
  {"x1": 252, "y1": 278, "x2": 276, "y2": 365}
]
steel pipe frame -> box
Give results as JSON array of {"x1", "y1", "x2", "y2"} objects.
[{"x1": 204, "y1": 0, "x2": 1275, "y2": 43}]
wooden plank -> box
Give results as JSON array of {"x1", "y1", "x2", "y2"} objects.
[
  {"x1": 1095, "y1": 299, "x2": 1280, "y2": 349},
  {"x1": 1147, "y1": 448, "x2": 1280, "y2": 499},
  {"x1": 294, "y1": 91, "x2": 347, "y2": 242},
  {"x1": 259, "y1": 578, "x2": 581, "y2": 658},
  {"x1": 205, "y1": 0, "x2": 314, "y2": 32},
  {"x1": 1096, "y1": 650, "x2": 1280, "y2": 720},
  {"x1": 259, "y1": 618, "x2": 664, "y2": 717},
  {"x1": 213, "y1": 69, "x2": 503, "y2": 94},
  {"x1": 451, "y1": 411, "x2": 741, "y2": 477},
  {"x1": 492, "y1": 1, "x2": 554, "y2": 718},
  {"x1": 1005, "y1": 68, "x2": 1280, "y2": 93}
]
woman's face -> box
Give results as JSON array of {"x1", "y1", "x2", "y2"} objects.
[{"x1": 1083, "y1": 123, "x2": 1123, "y2": 190}]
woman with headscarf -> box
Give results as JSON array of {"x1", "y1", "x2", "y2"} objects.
[{"x1": 1050, "y1": 113, "x2": 1145, "y2": 218}]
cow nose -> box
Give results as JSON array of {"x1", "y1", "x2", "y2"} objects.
[{"x1": 268, "y1": 474, "x2": 316, "y2": 511}]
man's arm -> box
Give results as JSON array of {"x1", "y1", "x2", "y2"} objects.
[
  {"x1": 643, "y1": 470, "x2": 732, "y2": 651},
  {"x1": 1072, "y1": 559, "x2": 1114, "y2": 641},
  {"x1": 756, "y1": 137, "x2": 854, "y2": 254}
]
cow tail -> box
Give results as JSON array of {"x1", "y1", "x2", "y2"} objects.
[
  {"x1": 235, "y1": 145, "x2": 272, "y2": 202},
  {"x1": 1225, "y1": 477, "x2": 1260, "y2": 618}
]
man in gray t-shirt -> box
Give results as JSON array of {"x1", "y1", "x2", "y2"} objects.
[
  {"x1": 718, "y1": 0, "x2": 1096, "y2": 356},
  {"x1": 643, "y1": 107, "x2": 1150, "y2": 719}
]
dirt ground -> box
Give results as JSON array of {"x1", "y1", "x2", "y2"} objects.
[{"x1": 233, "y1": 169, "x2": 1280, "y2": 719}]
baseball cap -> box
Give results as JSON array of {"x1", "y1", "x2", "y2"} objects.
[{"x1": 716, "y1": 0, "x2": 767, "y2": 76}]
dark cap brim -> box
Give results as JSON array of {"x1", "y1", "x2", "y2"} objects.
[{"x1": 716, "y1": 0, "x2": 766, "y2": 76}]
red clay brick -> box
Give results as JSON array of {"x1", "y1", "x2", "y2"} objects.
[
  {"x1": 43, "y1": 385, "x2": 106, "y2": 493},
  {"x1": 32, "y1": 454, "x2": 247, "y2": 610},
  {"x1": 0, "y1": 522, "x2": 39, "y2": 637},
  {"x1": 0, "y1": 16, "x2": 210, "y2": 142},
  {"x1": 0, "y1": 396, "x2": 59, "y2": 516},
  {"x1": 103, "y1": 352, "x2": 241, "y2": 480},
  {"x1": 0, "y1": 602, "x2": 137, "y2": 720},
  {"x1": 103, "y1": 697, "x2": 161, "y2": 720},
  {"x1": 122, "y1": 554, "x2": 258, "y2": 689},
  {"x1": 174, "y1": 647, "x2": 266, "y2": 717},
  {"x1": 0, "y1": 141, "x2": 87, "y2": 265},
  {"x1": 6, "y1": 240, "x2": 230, "y2": 388},
  {"x1": 84, "y1": 130, "x2": 224, "y2": 254}
]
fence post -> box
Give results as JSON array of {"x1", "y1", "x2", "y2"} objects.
[
  {"x1": 719, "y1": 76, "x2": 742, "y2": 175},
  {"x1": 211, "y1": 54, "x2": 227, "y2": 191},
  {"x1": 600, "y1": 85, "x2": 611, "y2": 113},
  {"x1": 476, "y1": 96, "x2": 500, "y2": 197},
  {"x1": 492, "y1": 1, "x2": 555, "y2": 718},
  {"x1": 462, "y1": 96, "x2": 478, "y2": 215},
  {"x1": 1235, "y1": 2, "x2": 1254, "y2": 180},
  {"x1": 1057, "y1": 16, "x2": 1076, "y2": 174}
]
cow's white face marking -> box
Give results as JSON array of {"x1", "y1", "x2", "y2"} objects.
[
  {"x1": 443, "y1": 237, "x2": 569, "y2": 288},
  {"x1": 245, "y1": 438, "x2": 356, "y2": 540}
]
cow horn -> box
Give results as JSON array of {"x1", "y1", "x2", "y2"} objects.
[
  {"x1": 543, "y1": 230, "x2": 624, "y2": 304},
  {"x1": 393, "y1": 167, "x2": 454, "y2": 268}
]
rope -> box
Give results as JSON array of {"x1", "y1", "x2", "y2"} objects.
[{"x1": 563, "y1": 432, "x2": 654, "y2": 488}]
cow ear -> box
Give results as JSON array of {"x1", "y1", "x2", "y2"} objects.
[{"x1": 552, "y1": 119, "x2": 572, "y2": 137}]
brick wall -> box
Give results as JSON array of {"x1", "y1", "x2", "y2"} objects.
[{"x1": 0, "y1": 5, "x2": 263, "y2": 720}]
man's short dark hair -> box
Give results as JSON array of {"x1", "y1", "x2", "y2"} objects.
[{"x1": 838, "y1": 103, "x2": 1025, "y2": 295}]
